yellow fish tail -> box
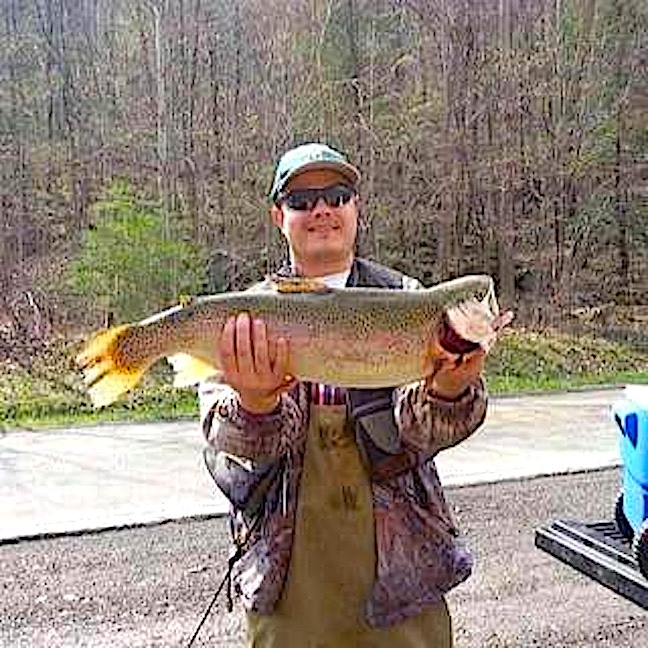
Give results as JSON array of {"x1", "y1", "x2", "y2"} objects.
[{"x1": 76, "y1": 324, "x2": 152, "y2": 408}]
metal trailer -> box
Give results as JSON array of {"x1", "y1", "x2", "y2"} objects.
[
  {"x1": 535, "y1": 518, "x2": 648, "y2": 610},
  {"x1": 535, "y1": 388, "x2": 648, "y2": 610}
]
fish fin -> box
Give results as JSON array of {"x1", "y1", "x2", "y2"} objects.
[
  {"x1": 177, "y1": 294, "x2": 195, "y2": 308},
  {"x1": 268, "y1": 275, "x2": 332, "y2": 294},
  {"x1": 167, "y1": 353, "x2": 219, "y2": 387},
  {"x1": 76, "y1": 324, "x2": 149, "y2": 408}
]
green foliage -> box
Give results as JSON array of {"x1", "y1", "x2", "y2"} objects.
[{"x1": 67, "y1": 182, "x2": 207, "y2": 323}]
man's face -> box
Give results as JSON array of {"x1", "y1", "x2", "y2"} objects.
[{"x1": 271, "y1": 168, "x2": 359, "y2": 275}]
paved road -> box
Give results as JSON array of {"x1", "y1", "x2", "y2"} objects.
[
  {"x1": 0, "y1": 388, "x2": 629, "y2": 542},
  {"x1": 1, "y1": 468, "x2": 647, "y2": 647}
]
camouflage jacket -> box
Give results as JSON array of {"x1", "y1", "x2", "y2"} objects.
[{"x1": 200, "y1": 258, "x2": 487, "y2": 627}]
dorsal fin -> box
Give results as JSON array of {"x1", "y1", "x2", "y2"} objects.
[{"x1": 267, "y1": 275, "x2": 332, "y2": 294}]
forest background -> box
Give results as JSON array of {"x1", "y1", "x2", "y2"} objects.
[{"x1": 0, "y1": 0, "x2": 646, "y2": 423}]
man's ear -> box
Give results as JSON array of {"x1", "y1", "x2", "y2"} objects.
[{"x1": 270, "y1": 204, "x2": 284, "y2": 229}]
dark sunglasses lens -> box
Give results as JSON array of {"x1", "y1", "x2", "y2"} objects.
[
  {"x1": 284, "y1": 192, "x2": 313, "y2": 210},
  {"x1": 325, "y1": 186, "x2": 354, "y2": 207},
  {"x1": 282, "y1": 185, "x2": 354, "y2": 211}
]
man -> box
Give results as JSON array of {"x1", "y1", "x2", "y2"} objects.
[{"x1": 200, "y1": 143, "x2": 501, "y2": 646}]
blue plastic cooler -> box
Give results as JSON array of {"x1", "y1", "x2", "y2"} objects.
[
  {"x1": 533, "y1": 387, "x2": 648, "y2": 606},
  {"x1": 613, "y1": 386, "x2": 648, "y2": 580},
  {"x1": 614, "y1": 394, "x2": 648, "y2": 532}
]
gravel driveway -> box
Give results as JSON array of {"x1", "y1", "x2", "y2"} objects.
[{"x1": 2, "y1": 467, "x2": 647, "y2": 647}]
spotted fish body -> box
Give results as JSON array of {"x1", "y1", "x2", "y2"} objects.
[{"x1": 76, "y1": 274, "x2": 498, "y2": 408}]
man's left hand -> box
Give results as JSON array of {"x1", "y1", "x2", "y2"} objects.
[
  {"x1": 425, "y1": 307, "x2": 513, "y2": 400},
  {"x1": 425, "y1": 344, "x2": 485, "y2": 401}
]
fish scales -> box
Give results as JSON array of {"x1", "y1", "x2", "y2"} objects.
[{"x1": 154, "y1": 290, "x2": 438, "y2": 386}]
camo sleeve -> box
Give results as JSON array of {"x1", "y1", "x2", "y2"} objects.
[
  {"x1": 394, "y1": 378, "x2": 487, "y2": 456},
  {"x1": 199, "y1": 380, "x2": 307, "y2": 516},
  {"x1": 200, "y1": 380, "x2": 307, "y2": 461}
]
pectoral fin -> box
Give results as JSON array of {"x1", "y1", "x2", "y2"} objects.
[{"x1": 167, "y1": 353, "x2": 220, "y2": 387}]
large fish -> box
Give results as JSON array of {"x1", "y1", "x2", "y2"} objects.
[{"x1": 76, "y1": 274, "x2": 507, "y2": 408}]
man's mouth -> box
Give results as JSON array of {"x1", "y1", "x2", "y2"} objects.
[{"x1": 307, "y1": 222, "x2": 340, "y2": 233}]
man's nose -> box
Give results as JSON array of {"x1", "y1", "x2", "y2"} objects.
[{"x1": 310, "y1": 197, "x2": 331, "y2": 214}]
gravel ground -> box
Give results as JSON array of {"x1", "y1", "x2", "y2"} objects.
[{"x1": 1, "y1": 467, "x2": 647, "y2": 647}]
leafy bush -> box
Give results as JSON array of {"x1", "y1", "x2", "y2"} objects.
[{"x1": 66, "y1": 181, "x2": 207, "y2": 325}]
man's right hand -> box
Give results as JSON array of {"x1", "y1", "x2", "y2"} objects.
[{"x1": 219, "y1": 312, "x2": 294, "y2": 414}]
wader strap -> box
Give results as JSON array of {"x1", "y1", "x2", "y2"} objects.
[{"x1": 347, "y1": 388, "x2": 415, "y2": 483}]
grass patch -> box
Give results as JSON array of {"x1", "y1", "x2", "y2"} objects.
[
  {"x1": 485, "y1": 329, "x2": 648, "y2": 392},
  {"x1": 0, "y1": 338, "x2": 200, "y2": 430},
  {"x1": 1, "y1": 328, "x2": 647, "y2": 431},
  {"x1": 1, "y1": 386, "x2": 199, "y2": 431}
]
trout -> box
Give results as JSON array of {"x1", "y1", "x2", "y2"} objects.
[{"x1": 76, "y1": 274, "x2": 506, "y2": 408}]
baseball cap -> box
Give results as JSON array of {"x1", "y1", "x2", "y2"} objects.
[{"x1": 269, "y1": 143, "x2": 360, "y2": 202}]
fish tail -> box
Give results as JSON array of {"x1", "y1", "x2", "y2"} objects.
[{"x1": 76, "y1": 324, "x2": 152, "y2": 408}]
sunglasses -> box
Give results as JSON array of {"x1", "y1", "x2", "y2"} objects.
[{"x1": 279, "y1": 184, "x2": 356, "y2": 211}]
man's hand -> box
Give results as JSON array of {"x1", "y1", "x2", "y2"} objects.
[
  {"x1": 219, "y1": 313, "x2": 295, "y2": 414},
  {"x1": 426, "y1": 308, "x2": 514, "y2": 401},
  {"x1": 425, "y1": 343, "x2": 486, "y2": 401}
]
